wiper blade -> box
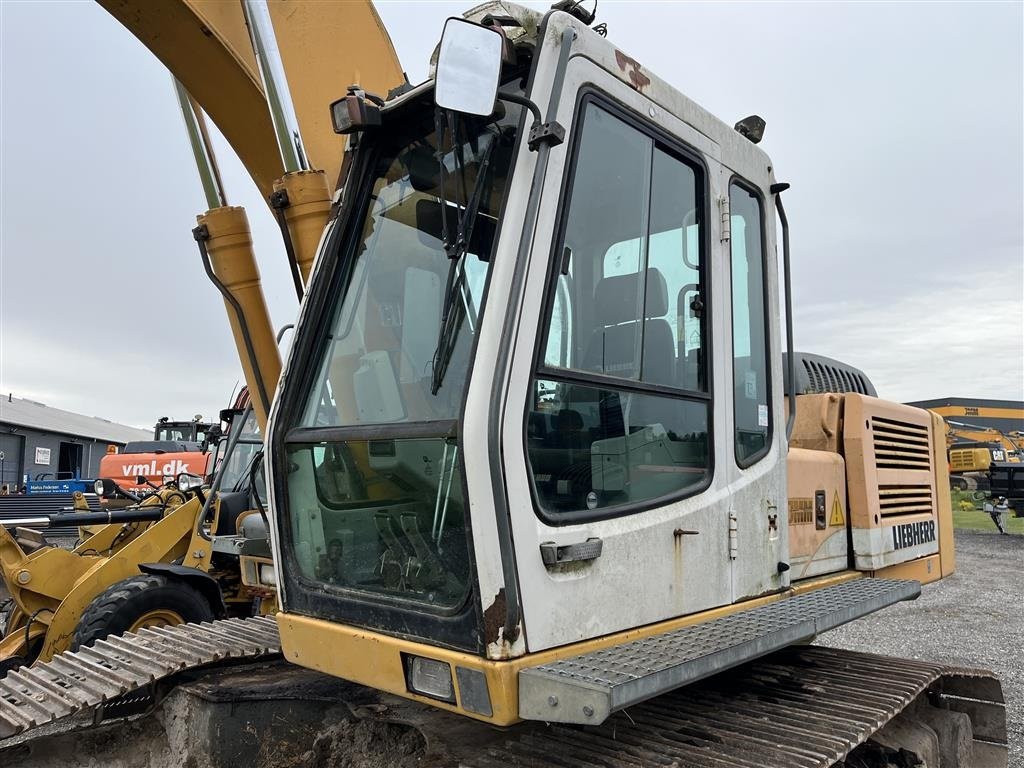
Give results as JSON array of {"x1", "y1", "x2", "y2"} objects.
[{"x1": 430, "y1": 116, "x2": 498, "y2": 395}]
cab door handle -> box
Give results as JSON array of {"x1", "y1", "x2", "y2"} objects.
[{"x1": 540, "y1": 537, "x2": 603, "y2": 567}]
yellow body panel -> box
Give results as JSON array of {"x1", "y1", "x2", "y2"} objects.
[
  {"x1": 872, "y1": 554, "x2": 942, "y2": 585},
  {"x1": 931, "y1": 412, "x2": 956, "y2": 577},
  {"x1": 278, "y1": 571, "x2": 866, "y2": 726},
  {"x1": 787, "y1": 447, "x2": 848, "y2": 580}
]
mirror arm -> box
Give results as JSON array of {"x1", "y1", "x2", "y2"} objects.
[{"x1": 496, "y1": 91, "x2": 565, "y2": 151}]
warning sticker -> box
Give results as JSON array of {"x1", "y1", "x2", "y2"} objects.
[
  {"x1": 829, "y1": 492, "x2": 845, "y2": 527},
  {"x1": 757, "y1": 404, "x2": 769, "y2": 427}
]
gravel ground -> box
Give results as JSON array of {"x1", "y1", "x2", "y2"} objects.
[{"x1": 818, "y1": 531, "x2": 1024, "y2": 765}]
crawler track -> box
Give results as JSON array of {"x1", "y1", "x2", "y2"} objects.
[
  {"x1": 464, "y1": 646, "x2": 1006, "y2": 767},
  {"x1": 0, "y1": 622, "x2": 1006, "y2": 767},
  {"x1": 0, "y1": 615, "x2": 279, "y2": 738}
]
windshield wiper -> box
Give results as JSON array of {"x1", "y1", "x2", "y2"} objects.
[{"x1": 430, "y1": 113, "x2": 498, "y2": 395}]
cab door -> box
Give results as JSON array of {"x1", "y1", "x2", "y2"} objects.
[
  {"x1": 498, "y1": 53, "x2": 744, "y2": 653},
  {"x1": 720, "y1": 171, "x2": 788, "y2": 603}
]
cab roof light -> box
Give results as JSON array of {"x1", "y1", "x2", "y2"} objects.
[{"x1": 330, "y1": 86, "x2": 383, "y2": 135}]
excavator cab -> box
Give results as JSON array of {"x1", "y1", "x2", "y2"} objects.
[
  {"x1": 266, "y1": 1, "x2": 963, "y2": 732},
  {"x1": 268, "y1": 3, "x2": 789, "y2": 712}
]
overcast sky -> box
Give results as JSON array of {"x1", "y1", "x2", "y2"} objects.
[{"x1": 1, "y1": 0, "x2": 1022, "y2": 429}]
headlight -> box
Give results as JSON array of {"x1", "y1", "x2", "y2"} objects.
[
  {"x1": 176, "y1": 473, "x2": 204, "y2": 491},
  {"x1": 258, "y1": 564, "x2": 277, "y2": 587},
  {"x1": 404, "y1": 655, "x2": 456, "y2": 703},
  {"x1": 94, "y1": 478, "x2": 117, "y2": 498}
]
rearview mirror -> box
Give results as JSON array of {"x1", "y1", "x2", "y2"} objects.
[{"x1": 435, "y1": 17, "x2": 503, "y2": 116}]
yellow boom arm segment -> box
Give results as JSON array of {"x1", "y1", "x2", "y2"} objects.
[{"x1": 98, "y1": 0, "x2": 404, "y2": 200}]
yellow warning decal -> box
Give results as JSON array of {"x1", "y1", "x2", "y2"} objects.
[{"x1": 829, "y1": 492, "x2": 845, "y2": 526}]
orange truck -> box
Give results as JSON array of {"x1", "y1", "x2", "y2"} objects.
[
  {"x1": 97, "y1": 446, "x2": 212, "y2": 491},
  {"x1": 96, "y1": 417, "x2": 217, "y2": 492}
]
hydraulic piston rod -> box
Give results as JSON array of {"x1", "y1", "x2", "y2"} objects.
[{"x1": 2, "y1": 508, "x2": 165, "y2": 529}]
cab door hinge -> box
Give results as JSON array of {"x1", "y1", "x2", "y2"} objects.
[
  {"x1": 728, "y1": 509, "x2": 738, "y2": 560},
  {"x1": 719, "y1": 195, "x2": 731, "y2": 243}
]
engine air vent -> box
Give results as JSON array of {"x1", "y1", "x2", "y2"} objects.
[
  {"x1": 783, "y1": 352, "x2": 877, "y2": 397},
  {"x1": 871, "y1": 416, "x2": 932, "y2": 471},
  {"x1": 877, "y1": 484, "x2": 934, "y2": 518}
]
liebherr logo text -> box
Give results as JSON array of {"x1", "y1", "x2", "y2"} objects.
[
  {"x1": 120, "y1": 460, "x2": 192, "y2": 477},
  {"x1": 891, "y1": 520, "x2": 936, "y2": 550}
]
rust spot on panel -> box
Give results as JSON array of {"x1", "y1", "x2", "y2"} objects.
[
  {"x1": 614, "y1": 50, "x2": 651, "y2": 92},
  {"x1": 482, "y1": 588, "x2": 507, "y2": 645}
]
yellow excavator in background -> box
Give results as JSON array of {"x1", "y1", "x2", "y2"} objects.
[
  {"x1": 0, "y1": 2, "x2": 1008, "y2": 767},
  {"x1": 945, "y1": 420, "x2": 1022, "y2": 491}
]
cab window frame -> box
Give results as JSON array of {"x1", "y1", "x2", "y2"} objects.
[
  {"x1": 524, "y1": 89, "x2": 715, "y2": 526},
  {"x1": 727, "y1": 175, "x2": 773, "y2": 469},
  {"x1": 267, "y1": 79, "x2": 533, "y2": 647}
]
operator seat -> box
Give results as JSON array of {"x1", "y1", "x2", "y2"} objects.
[{"x1": 581, "y1": 268, "x2": 676, "y2": 428}]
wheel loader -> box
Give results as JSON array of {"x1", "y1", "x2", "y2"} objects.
[
  {"x1": 0, "y1": 401, "x2": 272, "y2": 673},
  {"x1": 0, "y1": 1, "x2": 1008, "y2": 766}
]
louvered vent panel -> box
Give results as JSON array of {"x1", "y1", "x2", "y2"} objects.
[
  {"x1": 871, "y1": 416, "x2": 932, "y2": 470},
  {"x1": 801, "y1": 358, "x2": 871, "y2": 395},
  {"x1": 877, "y1": 484, "x2": 934, "y2": 518}
]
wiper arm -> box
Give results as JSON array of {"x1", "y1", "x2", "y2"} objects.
[{"x1": 430, "y1": 117, "x2": 497, "y2": 395}]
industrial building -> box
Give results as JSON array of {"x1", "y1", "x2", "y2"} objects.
[
  {"x1": 0, "y1": 396, "x2": 152, "y2": 491},
  {"x1": 906, "y1": 397, "x2": 1024, "y2": 434}
]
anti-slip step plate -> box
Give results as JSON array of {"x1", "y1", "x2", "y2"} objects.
[{"x1": 518, "y1": 578, "x2": 920, "y2": 724}]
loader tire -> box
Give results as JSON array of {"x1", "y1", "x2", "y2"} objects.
[
  {"x1": 0, "y1": 655, "x2": 25, "y2": 678},
  {"x1": 72, "y1": 574, "x2": 215, "y2": 650}
]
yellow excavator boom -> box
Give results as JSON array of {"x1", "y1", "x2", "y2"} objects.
[{"x1": 97, "y1": 0, "x2": 405, "y2": 200}]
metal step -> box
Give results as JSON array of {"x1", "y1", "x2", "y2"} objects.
[
  {"x1": 0, "y1": 615, "x2": 280, "y2": 740},
  {"x1": 518, "y1": 578, "x2": 920, "y2": 724}
]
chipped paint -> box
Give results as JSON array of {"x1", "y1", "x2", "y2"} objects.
[{"x1": 614, "y1": 50, "x2": 651, "y2": 91}]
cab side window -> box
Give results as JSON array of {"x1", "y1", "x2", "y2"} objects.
[
  {"x1": 729, "y1": 182, "x2": 771, "y2": 465},
  {"x1": 527, "y1": 100, "x2": 711, "y2": 520}
]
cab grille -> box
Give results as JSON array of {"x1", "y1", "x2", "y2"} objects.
[
  {"x1": 871, "y1": 416, "x2": 932, "y2": 471},
  {"x1": 878, "y1": 484, "x2": 934, "y2": 518}
]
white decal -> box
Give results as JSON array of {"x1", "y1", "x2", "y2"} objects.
[{"x1": 757, "y1": 404, "x2": 768, "y2": 427}]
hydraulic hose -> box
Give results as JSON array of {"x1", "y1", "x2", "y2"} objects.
[{"x1": 193, "y1": 207, "x2": 281, "y2": 430}]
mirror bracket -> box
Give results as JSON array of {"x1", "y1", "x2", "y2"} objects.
[
  {"x1": 528, "y1": 121, "x2": 565, "y2": 151},
  {"x1": 495, "y1": 90, "x2": 564, "y2": 152}
]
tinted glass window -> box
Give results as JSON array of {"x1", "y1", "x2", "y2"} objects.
[
  {"x1": 299, "y1": 112, "x2": 516, "y2": 429},
  {"x1": 730, "y1": 182, "x2": 770, "y2": 465},
  {"x1": 528, "y1": 379, "x2": 709, "y2": 513},
  {"x1": 280, "y1": 99, "x2": 523, "y2": 612},
  {"x1": 529, "y1": 102, "x2": 710, "y2": 518},
  {"x1": 543, "y1": 106, "x2": 651, "y2": 376},
  {"x1": 289, "y1": 437, "x2": 468, "y2": 607}
]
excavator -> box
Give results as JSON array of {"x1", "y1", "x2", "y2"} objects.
[{"x1": 0, "y1": 2, "x2": 1008, "y2": 767}]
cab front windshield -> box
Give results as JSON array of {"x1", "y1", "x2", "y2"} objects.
[
  {"x1": 282, "y1": 93, "x2": 522, "y2": 610},
  {"x1": 214, "y1": 409, "x2": 263, "y2": 499}
]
